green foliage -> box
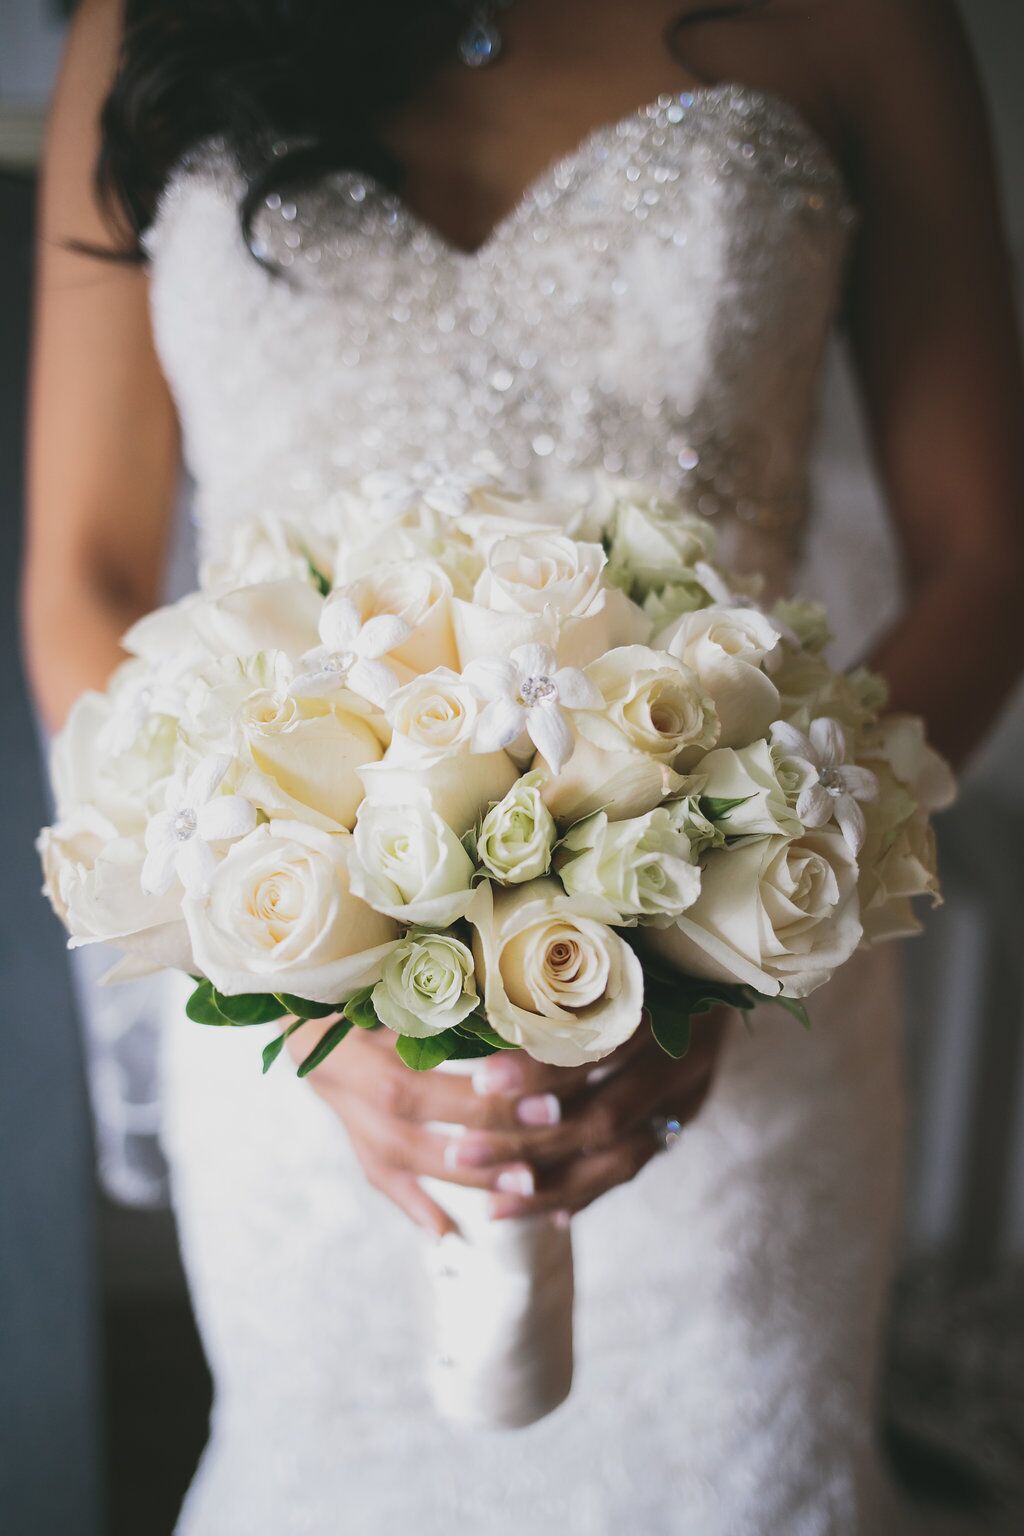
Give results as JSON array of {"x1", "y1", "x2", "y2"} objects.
[
  {"x1": 700, "y1": 795, "x2": 753, "y2": 821},
  {"x1": 186, "y1": 980, "x2": 230, "y2": 1026},
  {"x1": 304, "y1": 554, "x2": 331, "y2": 597},
  {"x1": 296, "y1": 1019, "x2": 353, "y2": 1078},
  {"x1": 759, "y1": 992, "x2": 812, "y2": 1030},
  {"x1": 275, "y1": 994, "x2": 338, "y2": 1019},
  {"x1": 261, "y1": 1018, "x2": 306, "y2": 1074},
  {"x1": 394, "y1": 1031, "x2": 462, "y2": 1071},
  {"x1": 343, "y1": 987, "x2": 380, "y2": 1031},
  {"x1": 212, "y1": 991, "x2": 289, "y2": 1025}
]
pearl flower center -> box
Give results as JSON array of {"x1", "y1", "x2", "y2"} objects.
[
  {"x1": 172, "y1": 808, "x2": 198, "y2": 842},
  {"x1": 519, "y1": 674, "x2": 557, "y2": 707}
]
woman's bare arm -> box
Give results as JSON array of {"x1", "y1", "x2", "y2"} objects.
[
  {"x1": 21, "y1": 0, "x2": 180, "y2": 731},
  {"x1": 831, "y1": 0, "x2": 1024, "y2": 765}
]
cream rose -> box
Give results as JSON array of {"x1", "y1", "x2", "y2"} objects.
[
  {"x1": 237, "y1": 689, "x2": 383, "y2": 830},
  {"x1": 474, "y1": 532, "x2": 607, "y2": 618},
  {"x1": 477, "y1": 772, "x2": 557, "y2": 884},
  {"x1": 658, "y1": 605, "x2": 782, "y2": 749},
  {"x1": 39, "y1": 807, "x2": 193, "y2": 972},
  {"x1": 349, "y1": 799, "x2": 476, "y2": 925},
  {"x1": 357, "y1": 749, "x2": 517, "y2": 837},
  {"x1": 183, "y1": 819, "x2": 396, "y2": 1001},
  {"x1": 51, "y1": 687, "x2": 175, "y2": 831},
  {"x1": 339, "y1": 561, "x2": 459, "y2": 674},
  {"x1": 538, "y1": 735, "x2": 692, "y2": 826},
  {"x1": 645, "y1": 826, "x2": 862, "y2": 998},
  {"x1": 606, "y1": 494, "x2": 714, "y2": 596},
  {"x1": 556, "y1": 806, "x2": 702, "y2": 926},
  {"x1": 468, "y1": 879, "x2": 645, "y2": 1066},
  {"x1": 385, "y1": 668, "x2": 482, "y2": 763},
  {"x1": 856, "y1": 760, "x2": 944, "y2": 944},
  {"x1": 698, "y1": 741, "x2": 802, "y2": 839},
  {"x1": 371, "y1": 931, "x2": 479, "y2": 1037},
  {"x1": 574, "y1": 645, "x2": 718, "y2": 763}
]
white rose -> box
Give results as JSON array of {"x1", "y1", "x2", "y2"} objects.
[
  {"x1": 606, "y1": 495, "x2": 714, "y2": 596},
  {"x1": 474, "y1": 532, "x2": 607, "y2": 618},
  {"x1": 859, "y1": 714, "x2": 957, "y2": 814},
  {"x1": 698, "y1": 741, "x2": 802, "y2": 839},
  {"x1": 371, "y1": 931, "x2": 479, "y2": 1037},
  {"x1": 477, "y1": 772, "x2": 557, "y2": 884},
  {"x1": 357, "y1": 749, "x2": 517, "y2": 837},
  {"x1": 51, "y1": 687, "x2": 175, "y2": 831},
  {"x1": 385, "y1": 668, "x2": 482, "y2": 763},
  {"x1": 575, "y1": 645, "x2": 719, "y2": 763},
  {"x1": 538, "y1": 735, "x2": 692, "y2": 826},
  {"x1": 189, "y1": 578, "x2": 324, "y2": 662},
  {"x1": 199, "y1": 511, "x2": 337, "y2": 597},
  {"x1": 658, "y1": 605, "x2": 782, "y2": 749},
  {"x1": 645, "y1": 826, "x2": 862, "y2": 998},
  {"x1": 452, "y1": 584, "x2": 649, "y2": 670},
  {"x1": 236, "y1": 690, "x2": 383, "y2": 830},
  {"x1": 856, "y1": 761, "x2": 944, "y2": 943},
  {"x1": 183, "y1": 819, "x2": 397, "y2": 1002},
  {"x1": 468, "y1": 879, "x2": 645, "y2": 1067},
  {"x1": 339, "y1": 561, "x2": 459, "y2": 674},
  {"x1": 350, "y1": 799, "x2": 476, "y2": 925},
  {"x1": 556, "y1": 805, "x2": 702, "y2": 926},
  {"x1": 179, "y1": 651, "x2": 295, "y2": 755},
  {"x1": 38, "y1": 808, "x2": 194, "y2": 972}
]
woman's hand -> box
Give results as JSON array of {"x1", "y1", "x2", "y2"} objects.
[{"x1": 289, "y1": 1009, "x2": 730, "y2": 1235}]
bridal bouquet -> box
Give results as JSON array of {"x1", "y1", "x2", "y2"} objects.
[
  {"x1": 39, "y1": 472, "x2": 954, "y2": 1430},
  {"x1": 39, "y1": 474, "x2": 953, "y2": 1069}
]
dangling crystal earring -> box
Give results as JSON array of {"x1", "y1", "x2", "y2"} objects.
[{"x1": 457, "y1": 1, "x2": 517, "y2": 69}]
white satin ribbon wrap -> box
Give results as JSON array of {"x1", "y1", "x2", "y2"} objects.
[{"x1": 420, "y1": 1059, "x2": 574, "y2": 1430}]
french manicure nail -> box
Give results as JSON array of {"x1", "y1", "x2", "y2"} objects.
[
  {"x1": 495, "y1": 1166, "x2": 535, "y2": 1197},
  {"x1": 442, "y1": 1127, "x2": 466, "y2": 1172},
  {"x1": 450, "y1": 1133, "x2": 496, "y2": 1169},
  {"x1": 586, "y1": 1063, "x2": 615, "y2": 1087},
  {"x1": 552, "y1": 1210, "x2": 571, "y2": 1230},
  {"x1": 516, "y1": 1093, "x2": 561, "y2": 1127},
  {"x1": 473, "y1": 1056, "x2": 523, "y2": 1096}
]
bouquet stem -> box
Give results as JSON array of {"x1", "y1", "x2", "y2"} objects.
[{"x1": 419, "y1": 1061, "x2": 574, "y2": 1430}]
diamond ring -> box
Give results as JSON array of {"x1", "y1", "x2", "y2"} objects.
[{"x1": 649, "y1": 1114, "x2": 684, "y2": 1152}]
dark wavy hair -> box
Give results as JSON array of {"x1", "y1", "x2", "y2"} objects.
[{"x1": 96, "y1": 1, "x2": 769, "y2": 258}]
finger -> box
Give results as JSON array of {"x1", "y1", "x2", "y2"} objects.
[
  {"x1": 489, "y1": 1128, "x2": 660, "y2": 1220},
  {"x1": 366, "y1": 1165, "x2": 457, "y2": 1239},
  {"x1": 337, "y1": 1088, "x2": 539, "y2": 1196}
]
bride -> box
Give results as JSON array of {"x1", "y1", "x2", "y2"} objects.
[{"x1": 23, "y1": 0, "x2": 1024, "y2": 1531}]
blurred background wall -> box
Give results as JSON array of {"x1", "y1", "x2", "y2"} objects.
[{"x1": 1, "y1": 2, "x2": 1022, "y2": 1533}]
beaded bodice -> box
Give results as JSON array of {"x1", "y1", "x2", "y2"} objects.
[{"x1": 145, "y1": 85, "x2": 855, "y2": 586}]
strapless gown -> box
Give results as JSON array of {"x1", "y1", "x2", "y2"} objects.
[{"x1": 148, "y1": 86, "x2": 911, "y2": 1534}]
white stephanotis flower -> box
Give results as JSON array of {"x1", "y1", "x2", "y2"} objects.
[
  {"x1": 771, "y1": 718, "x2": 878, "y2": 854},
  {"x1": 141, "y1": 755, "x2": 256, "y2": 897},
  {"x1": 464, "y1": 642, "x2": 602, "y2": 773},
  {"x1": 291, "y1": 595, "x2": 409, "y2": 707}
]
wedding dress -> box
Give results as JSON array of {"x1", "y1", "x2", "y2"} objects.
[{"x1": 151, "y1": 86, "x2": 911, "y2": 1534}]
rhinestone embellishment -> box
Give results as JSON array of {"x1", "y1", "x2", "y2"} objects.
[
  {"x1": 519, "y1": 675, "x2": 557, "y2": 707},
  {"x1": 172, "y1": 809, "x2": 198, "y2": 843}
]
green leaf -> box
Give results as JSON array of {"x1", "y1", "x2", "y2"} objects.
[
  {"x1": 461, "y1": 827, "x2": 479, "y2": 863},
  {"x1": 759, "y1": 992, "x2": 812, "y2": 1030},
  {"x1": 649, "y1": 1008, "x2": 692, "y2": 1059},
  {"x1": 261, "y1": 1018, "x2": 306, "y2": 1074},
  {"x1": 446, "y1": 1034, "x2": 502, "y2": 1060},
  {"x1": 456, "y1": 1011, "x2": 513, "y2": 1051},
  {"x1": 274, "y1": 994, "x2": 339, "y2": 1020},
  {"x1": 394, "y1": 1030, "x2": 461, "y2": 1071},
  {"x1": 700, "y1": 794, "x2": 753, "y2": 821},
  {"x1": 212, "y1": 990, "x2": 289, "y2": 1025},
  {"x1": 342, "y1": 986, "x2": 380, "y2": 1030},
  {"x1": 186, "y1": 981, "x2": 231, "y2": 1026},
  {"x1": 304, "y1": 553, "x2": 331, "y2": 597},
  {"x1": 296, "y1": 1019, "x2": 353, "y2": 1078}
]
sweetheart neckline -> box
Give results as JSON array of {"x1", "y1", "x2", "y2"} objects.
[{"x1": 351, "y1": 81, "x2": 855, "y2": 259}]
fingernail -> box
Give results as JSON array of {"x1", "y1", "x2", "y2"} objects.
[
  {"x1": 495, "y1": 1166, "x2": 534, "y2": 1196},
  {"x1": 516, "y1": 1093, "x2": 561, "y2": 1127},
  {"x1": 473, "y1": 1056, "x2": 524, "y2": 1096},
  {"x1": 442, "y1": 1127, "x2": 466, "y2": 1173},
  {"x1": 586, "y1": 1063, "x2": 615, "y2": 1087},
  {"x1": 450, "y1": 1133, "x2": 496, "y2": 1169},
  {"x1": 552, "y1": 1210, "x2": 571, "y2": 1231}
]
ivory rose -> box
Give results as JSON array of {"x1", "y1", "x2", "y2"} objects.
[
  {"x1": 182, "y1": 819, "x2": 397, "y2": 1001},
  {"x1": 658, "y1": 605, "x2": 783, "y2": 749},
  {"x1": 574, "y1": 645, "x2": 718, "y2": 763},
  {"x1": 371, "y1": 931, "x2": 479, "y2": 1037},
  {"x1": 645, "y1": 826, "x2": 862, "y2": 998},
  {"x1": 236, "y1": 690, "x2": 383, "y2": 830},
  {"x1": 556, "y1": 805, "x2": 702, "y2": 926},
  {"x1": 468, "y1": 879, "x2": 645, "y2": 1067},
  {"x1": 349, "y1": 800, "x2": 475, "y2": 926},
  {"x1": 357, "y1": 749, "x2": 517, "y2": 837},
  {"x1": 338, "y1": 561, "x2": 459, "y2": 674}
]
